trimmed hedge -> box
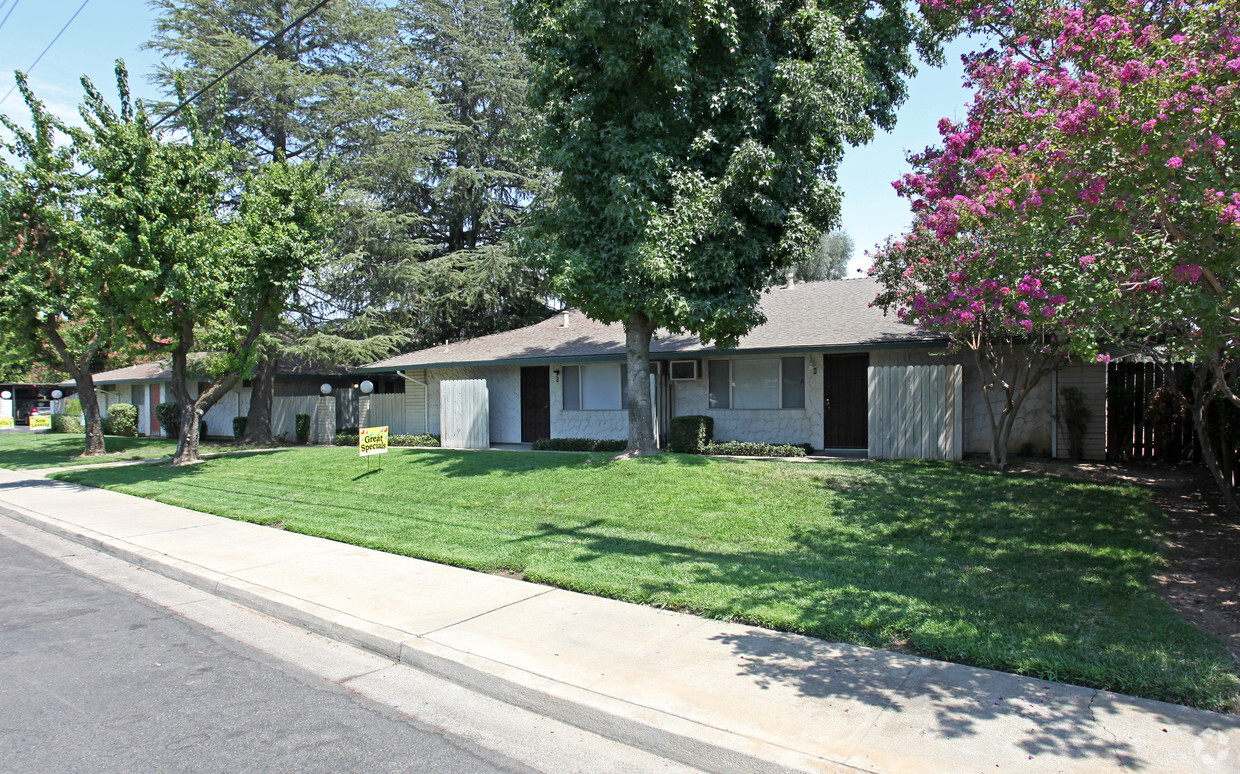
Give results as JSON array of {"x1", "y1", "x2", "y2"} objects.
[
  {"x1": 295, "y1": 414, "x2": 311, "y2": 445},
  {"x1": 50, "y1": 413, "x2": 84, "y2": 433},
  {"x1": 154, "y1": 401, "x2": 206, "y2": 439},
  {"x1": 101, "y1": 416, "x2": 115, "y2": 435},
  {"x1": 668, "y1": 415, "x2": 713, "y2": 453},
  {"x1": 232, "y1": 416, "x2": 248, "y2": 440},
  {"x1": 108, "y1": 403, "x2": 138, "y2": 437},
  {"x1": 156, "y1": 402, "x2": 180, "y2": 436},
  {"x1": 701, "y1": 441, "x2": 809, "y2": 458},
  {"x1": 531, "y1": 437, "x2": 627, "y2": 452},
  {"x1": 333, "y1": 432, "x2": 441, "y2": 448}
]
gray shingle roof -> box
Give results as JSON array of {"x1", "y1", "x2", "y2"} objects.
[
  {"x1": 78, "y1": 356, "x2": 356, "y2": 386},
  {"x1": 361, "y1": 278, "x2": 944, "y2": 372}
]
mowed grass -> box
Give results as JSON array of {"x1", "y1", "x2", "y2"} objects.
[
  {"x1": 53, "y1": 446, "x2": 1238, "y2": 710},
  {"x1": 0, "y1": 433, "x2": 181, "y2": 470}
]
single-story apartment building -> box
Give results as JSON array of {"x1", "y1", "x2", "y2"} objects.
[
  {"x1": 65, "y1": 358, "x2": 384, "y2": 440},
  {"x1": 358, "y1": 278, "x2": 1107, "y2": 460}
]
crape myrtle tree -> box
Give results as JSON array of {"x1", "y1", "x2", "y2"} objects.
[
  {"x1": 875, "y1": 0, "x2": 1238, "y2": 500},
  {"x1": 0, "y1": 74, "x2": 111, "y2": 455},
  {"x1": 512, "y1": 0, "x2": 949, "y2": 455},
  {"x1": 79, "y1": 64, "x2": 332, "y2": 465}
]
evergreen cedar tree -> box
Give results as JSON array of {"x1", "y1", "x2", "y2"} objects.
[
  {"x1": 511, "y1": 0, "x2": 949, "y2": 455},
  {"x1": 148, "y1": 0, "x2": 552, "y2": 445},
  {"x1": 872, "y1": 0, "x2": 1238, "y2": 504}
]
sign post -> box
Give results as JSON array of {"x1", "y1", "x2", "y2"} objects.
[{"x1": 359, "y1": 426, "x2": 389, "y2": 472}]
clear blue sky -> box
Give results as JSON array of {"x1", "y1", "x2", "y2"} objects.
[{"x1": 0, "y1": 0, "x2": 976, "y2": 274}]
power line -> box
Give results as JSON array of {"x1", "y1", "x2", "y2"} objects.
[
  {"x1": 152, "y1": 0, "x2": 333, "y2": 130},
  {"x1": 0, "y1": 0, "x2": 20, "y2": 34},
  {"x1": 0, "y1": 0, "x2": 90, "y2": 108}
]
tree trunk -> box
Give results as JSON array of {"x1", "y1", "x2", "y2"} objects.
[
  {"x1": 1184, "y1": 368, "x2": 1240, "y2": 516},
  {"x1": 243, "y1": 356, "x2": 277, "y2": 444},
  {"x1": 622, "y1": 311, "x2": 658, "y2": 457},
  {"x1": 43, "y1": 323, "x2": 106, "y2": 456},
  {"x1": 74, "y1": 372, "x2": 107, "y2": 456},
  {"x1": 169, "y1": 346, "x2": 201, "y2": 466}
]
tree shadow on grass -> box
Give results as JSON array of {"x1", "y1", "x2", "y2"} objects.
[{"x1": 391, "y1": 447, "x2": 710, "y2": 478}]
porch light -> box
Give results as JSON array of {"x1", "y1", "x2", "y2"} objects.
[
  {"x1": 51, "y1": 390, "x2": 63, "y2": 399},
  {"x1": 1, "y1": 391, "x2": 9, "y2": 399},
  {"x1": 320, "y1": 383, "x2": 333, "y2": 396},
  {"x1": 553, "y1": 369, "x2": 560, "y2": 382},
  {"x1": 359, "y1": 380, "x2": 374, "y2": 394}
]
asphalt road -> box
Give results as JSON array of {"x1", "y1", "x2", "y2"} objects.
[{"x1": 0, "y1": 533, "x2": 540, "y2": 774}]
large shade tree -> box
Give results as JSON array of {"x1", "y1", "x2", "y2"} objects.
[
  {"x1": 79, "y1": 64, "x2": 332, "y2": 465},
  {"x1": 512, "y1": 0, "x2": 948, "y2": 454},
  {"x1": 0, "y1": 74, "x2": 112, "y2": 455}
]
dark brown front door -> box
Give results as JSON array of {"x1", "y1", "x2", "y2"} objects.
[
  {"x1": 521, "y1": 366, "x2": 551, "y2": 442},
  {"x1": 823, "y1": 354, "x2": 869, "y2": 449}
]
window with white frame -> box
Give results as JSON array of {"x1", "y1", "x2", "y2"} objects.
[
  {"x1": 708, "y1": 357, "x2": 805, "y2": 409},
  {"x1": 562, "y1": 363, "x2": 628, "y2": 410}
]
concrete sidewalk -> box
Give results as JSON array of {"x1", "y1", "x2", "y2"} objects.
[{"x1": 0, "y1": 467, "x2": 1235, "y2": 774}]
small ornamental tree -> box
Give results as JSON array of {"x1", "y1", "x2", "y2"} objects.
[
  {"x1": 512, "y1": 0, "x2": 948, "y2": 455},
  {"x1": 0, "y1": 73, "x2": 111, "y2": 456},
  {"x1": 872, "y1": 227, "x2": 1075, "y2": 469},
  {"x1": 877, "y1": 0, "x2": 1238, "y2": 496}
]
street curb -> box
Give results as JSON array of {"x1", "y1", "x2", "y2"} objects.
[{"x1": 0, "y1": 497, "x2": 865, "y2": 774}]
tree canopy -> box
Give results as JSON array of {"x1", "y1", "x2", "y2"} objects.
[{"x1": 512, "y1": 0, "x2": 947, "y2": 452}]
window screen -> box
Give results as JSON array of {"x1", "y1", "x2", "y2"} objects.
[
  {"x1": 708, "y1": 360, "x2": 730, "y2": 409},
  {"x1": 562, "y1": 366, "x2": 581, "y2": 410},
  {"x1": 582, "y1": 364, "x2": 621, "y2": 410},
  {"x1": 732, "y1": 358, "x2": 779, "y2": 409},
  {"x1": 781, "y1": 357, "x2": 805, "y2": 409}
]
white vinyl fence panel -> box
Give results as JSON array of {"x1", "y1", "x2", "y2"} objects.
[
  {"x1": 272, "y1": 395, "x2": 320, "y2": 441},
  {"x1": 868, "y1": 364, "x2": 962, "y2": 461},
  {"x1": 440, "y1": 379, "x2": 489, "y2": 449},
  {"x1": 365, "y1": 393, "x2": 406, "y2": 433}
]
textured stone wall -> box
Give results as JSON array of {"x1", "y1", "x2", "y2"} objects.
[{"x1": 669, "y1": 353, "x2": 825, "y2": 447}]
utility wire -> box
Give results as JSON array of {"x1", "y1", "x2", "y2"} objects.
[
  {"x1": 152, "y1": 0, "x2": 333, "y2": 129},
  {"x1": 0, "y1": 0, "x2": 20, "y2": 34},
  {"x1": 0, "y1": 0, "x2": 91, "y2": 107}
]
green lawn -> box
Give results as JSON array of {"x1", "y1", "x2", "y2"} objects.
[
  {"x1": 0, "y1": 433, "x2": 181, "y2": 469},
  {"x1": 50, "y1": 445, "x2": 1238, "y2": 710}
]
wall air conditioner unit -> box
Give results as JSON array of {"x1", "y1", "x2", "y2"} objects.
[{"x1": 669, "y1": 360, "x2": 699, "y2": 381}]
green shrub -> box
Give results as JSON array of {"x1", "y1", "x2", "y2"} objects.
[
  {"x1": 232, "y1": 416, "x2": 248, "y2": 440},
  {"x1": 333, "y1": 432, "x2": 441, "y2": 448},
  {"x1": 108, "y1": 403, "x2": 138, "y2": 437},
  {"x1": 101, "y1": 416, "x2": 115, "y2": 435},
  {"x1": 668, "y1": 415, "x2": 713, "y2": 453},
  {"x1": 63, "y1": 398, "x2": 83, "y2": 416},
  {"x1": 199, "y1": 419, "x2": 209, "y2": 440},
  {"x1": 701, "y1": 441, "x2": 807, "y2": 457},
  {"x1": 295, "y1": 414, "x2": 311, "y2": 444},
  {"x1": 156, "y1": 402, "x2": 180, "y2": 436},
  {"x1": 50, "y1": 413, "x2": 84, "y2": 433},
  {"x1": 531, "y1": 437, "x2": 627, "y2": 452}
]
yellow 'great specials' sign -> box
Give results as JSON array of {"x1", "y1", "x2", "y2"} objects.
[
  {"x1": 359, "y1": 426, "x2": 389, "y2": 457},
  {"x1": 0, "y1": 417, "x2": 13, "y2": 428}
]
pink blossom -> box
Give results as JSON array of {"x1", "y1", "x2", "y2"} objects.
[{"x1": 1166, "y1": 157, "x2": 1183, "y2": 168}]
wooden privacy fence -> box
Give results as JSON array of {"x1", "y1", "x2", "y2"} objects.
[
  {"x1": 868, "y1": 364, "x2": 963, "y2": 461},
  {"x1": 1105, "y1": 362, "x2": 1196, "y2": 462},
  {"x1": 440, "y1": 379, "x2": 489, "y2": 449}
]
